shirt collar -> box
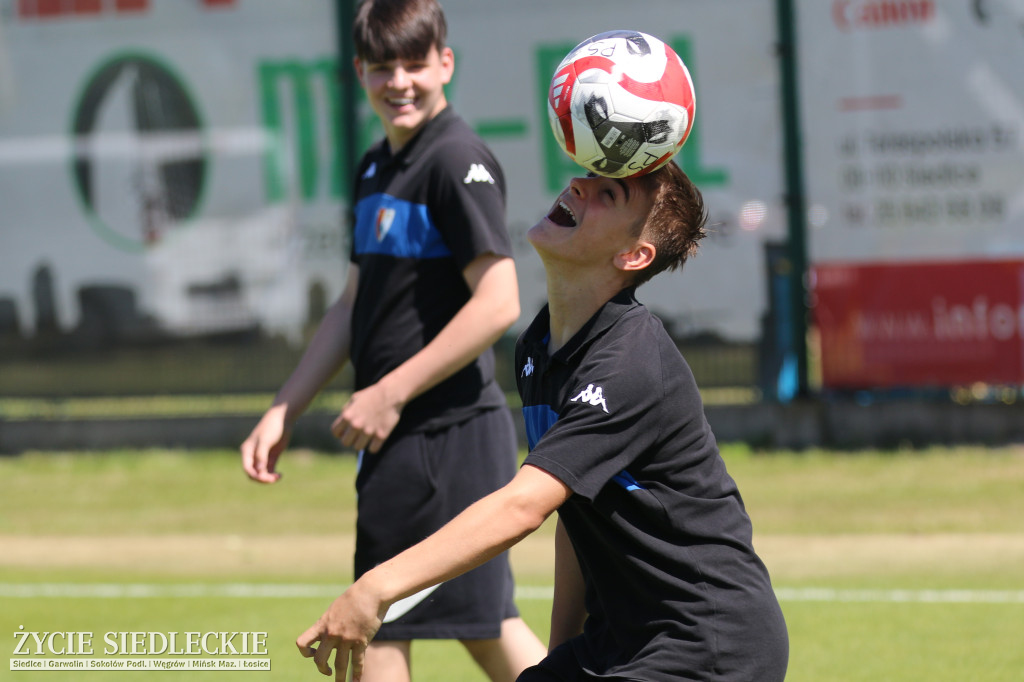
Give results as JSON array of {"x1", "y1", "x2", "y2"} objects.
[
  {"x1": 523, "y1": 287, "x2": 641, "y2": 363},
  {"x1": 383, "y1": 106, "x2": 456, "y2": 168}
]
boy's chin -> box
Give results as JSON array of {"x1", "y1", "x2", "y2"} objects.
[{"x1": 526, "y1": 222, "x2": 569, "y2": 254}]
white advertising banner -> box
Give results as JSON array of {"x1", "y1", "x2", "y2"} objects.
[
  {"x1": 0, "y1": 0, "x2": 345, "y2": 344},
  {"x1": 798, "y1": 0, "x2": 1024, "y2": 263},
  {"x1": 443, "y1": 0, "x2": 785, "y2": 339},
  {"x1": 0, "y1": 0, "x2": 782, "y2": 344}
]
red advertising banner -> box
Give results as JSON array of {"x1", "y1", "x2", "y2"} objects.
[{"x1": 812, "y1": 260, "x2": 1024, "y2": 389}]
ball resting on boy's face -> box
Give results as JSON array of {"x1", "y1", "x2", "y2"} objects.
[{"x1": 547, "y1": 30, "x2": 695, "y2": 179}]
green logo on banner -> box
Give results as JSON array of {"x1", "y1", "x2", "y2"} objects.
[{"x1": 70, "y1": 52, "x2": 208, "y2": 253}]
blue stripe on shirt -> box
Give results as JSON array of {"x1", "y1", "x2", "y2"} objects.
[{"x1": 354, "y1": 193, "x2": 452, "y2": 259}]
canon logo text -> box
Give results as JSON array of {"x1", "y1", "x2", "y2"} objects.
[{"x1": 833, "y1": 0, "x2": 935, "y2": 30}]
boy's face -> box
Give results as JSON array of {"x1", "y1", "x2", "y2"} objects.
[
  {"x1": 529, "y1": 173, "x2": 654, "y2": 272},
  {"x1": 355, "y1": 45, "x2": 454, "y2": 151}
]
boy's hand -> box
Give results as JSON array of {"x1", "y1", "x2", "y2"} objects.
[
  {"x1": 296, "y1": 584, "x2": 386, "y2": 682},
  {"x1": 240, "y1": 404, "x2": 291, "y2": 483},
  {"x1": 331, "y1": 382, "x2": 403, "y2": 453}
]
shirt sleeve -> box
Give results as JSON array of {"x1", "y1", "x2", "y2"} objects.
[{"x1": 427, "y1": 135, "x2": 512, "y2": 270}]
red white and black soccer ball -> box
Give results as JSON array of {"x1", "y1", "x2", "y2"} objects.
[{"x1": 547, "y1": 30, "x2": 696, "y2": 179}]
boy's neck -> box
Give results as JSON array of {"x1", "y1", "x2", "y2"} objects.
[{"x1": 544, "y1": 269, "x2": 628, "y2": 353}]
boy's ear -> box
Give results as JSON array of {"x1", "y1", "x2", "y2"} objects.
[
  {"x1": 353, "y1": 57, "x2": 365, "y2": 87},
  {"x1": 615, "y1": 241, "x2": 656, "y2": 273},
  {"x1": 439, "y1": 46, "x2": 455, "y2": 83}
]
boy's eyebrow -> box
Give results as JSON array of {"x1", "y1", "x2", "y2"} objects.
[
  {"x1": 362, "y1": 53, "x2": 431, "y2": 66},
  {"x1": 585, "y1": 171, "x2": 630, "y2": 203},
  {"x1": 613, "y1": 178, "x2": 631, "y2": 203}
]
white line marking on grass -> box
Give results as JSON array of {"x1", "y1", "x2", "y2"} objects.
[
  {"x1": 0, "y1": 583, "x2": 556, "y2": 600},
  {"x1": 774, "y1": 588, "x2": 1024, "y2": 604},
  {"x1": 1, "y1": 584, "x2": 1021, "y2": 604},
  {"x1": 515, "y1": 586, "x2": 555, "y2": 600},
  {"x1": 0, "y1": 584, "x2": 344, "y2": 598}
]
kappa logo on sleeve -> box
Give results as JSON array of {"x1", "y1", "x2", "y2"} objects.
[
  {"x1": 464, "y1": 163, "x2": 496, "y2": 184},
  {"x1": 522, "y1": 357, "x2": 535, "y2": 377},
  {"x1": 570, "y1": 383, "x2": 609, "y2": 413}
]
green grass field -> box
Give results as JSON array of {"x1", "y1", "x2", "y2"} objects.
[{"x1": 2, "y1": 445, "x2": 1023, "y2": 680}]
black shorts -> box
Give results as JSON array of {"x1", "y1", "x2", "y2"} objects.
[{"x1": 354, "y1": 408, "x2": 520, "y2": 640}]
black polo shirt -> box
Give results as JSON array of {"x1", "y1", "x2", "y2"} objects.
[
  {"x1": 516, "y1": 288, "x2": 787, "y2": 681},
  {"x1": 349, "y1": 107, "x2": 511, "y2": 432}
]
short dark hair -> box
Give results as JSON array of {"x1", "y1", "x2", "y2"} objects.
[
  {"x1": 352, "y1": 0, "x2": 448, "y2": 63},
  {"x1": 630, "y1": 161, "x2": 707, "y2": 287}
]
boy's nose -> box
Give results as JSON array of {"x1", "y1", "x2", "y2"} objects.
[
  {"x1": 390, "y1": 67, "x2": 411, "y2": 88},
  {"x1": 569, "y1": 176, "x2": 592, "y2": 196}
]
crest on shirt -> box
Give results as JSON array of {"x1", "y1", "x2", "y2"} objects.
[{"x1": 375, "y1": 207, "x2": 396, "y2": 242}]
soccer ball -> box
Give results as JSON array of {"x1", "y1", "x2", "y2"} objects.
[{"x1": 547, "y1": 30, "x2": 695, "y2": 179}]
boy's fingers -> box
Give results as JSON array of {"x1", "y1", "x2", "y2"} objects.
[
  {"x1": 248, "y1": 440, "x2": 283, "y2": 484},
  {"x1": 240, "y1": 439, "x2": 258, "y2": 478},
  {"x1": 295, "y1": 623, "x2": 321, "y2": 658},
  {"x1": 314, "y1": 639, "x2": 339, "y2": 677},
  {"x1": 350, "y1": 645, "x2": 366, "y2": 682},
  {"x1": 335, "y1": 647, "x2": 350, "y2": 682},
  {"x1": 241, "y1": 438, "x2": 273, "y2": 482}
]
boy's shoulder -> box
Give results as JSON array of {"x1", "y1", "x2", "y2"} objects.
[
  {"x1": 587, "y1": 304, "x2": 688, "y2": 380},
  {"x1": 594, "y1": 297, "x2": 668, "y2": 348},
  {"x1": 421, "y1": 111, "x2": 499, "y2": 166}
]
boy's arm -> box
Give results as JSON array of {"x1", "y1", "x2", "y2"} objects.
[
  {"x1": 296, "y1": 464, "x2": 571, "y2": 681},
  {"x1": 241, "y1": 267, "x2": 359, "y2": 483},
  {"x1": 331, "y1": 253, "x2": 519, "y2": 452},
  {"x1": 548, "y1": 517, "x2": 587, "y2": 651}
]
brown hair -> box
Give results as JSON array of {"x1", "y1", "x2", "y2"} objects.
[
  {"x1": 352, "y1": 0, "x2": 448, "y2": 63},
  {"x1": 631, "y1": 161, "x2": 707, "y2": 287}
]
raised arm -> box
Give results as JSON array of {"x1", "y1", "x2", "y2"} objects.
[{"x1": 296, "y1": 463, "x2": 571, "y2": 681}]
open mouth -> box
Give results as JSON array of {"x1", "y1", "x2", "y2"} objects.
[{"x1": 547, "y1": 200, "x2": 577, "y2": 227}]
